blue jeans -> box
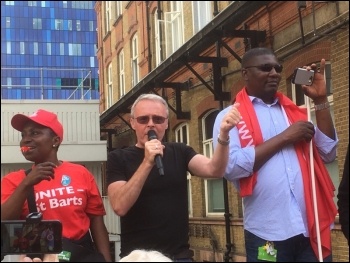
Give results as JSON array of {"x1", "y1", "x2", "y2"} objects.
[{"x1": 244, "y1": 230, "x2": 332, "y2": 262}]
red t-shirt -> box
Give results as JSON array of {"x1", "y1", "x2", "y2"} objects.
[
  {"x1": 1, "y1": 162, "x2": 106, "y2": 240},
  {"x1": 13, "y1": 236, "x2": 29, "y2": 251}
]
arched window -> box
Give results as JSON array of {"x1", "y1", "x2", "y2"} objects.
[
  {"x1": 202, "y1": 110, "x2": 225, "y2": 215},
  {"x1": 175, "y1": 123, "x2": 192, "y2": 217}
]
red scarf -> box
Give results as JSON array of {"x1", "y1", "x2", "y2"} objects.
[{"x1": 235, "y1": 87, "x2": 337, "y2": 259}]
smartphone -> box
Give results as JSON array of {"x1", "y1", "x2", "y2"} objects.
[
  {"x1": 292, "y1": 68, "x2": 315, "y2": 85},
  {"x1": 1, "y1": 220, "x2": 62, "y2": 256}
]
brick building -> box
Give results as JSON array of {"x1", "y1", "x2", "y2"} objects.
[{"x1": 95, "y1": 1, "x2": 349, "y2": 261}]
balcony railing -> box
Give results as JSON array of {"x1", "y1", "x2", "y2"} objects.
[{"x1": 1, "y1": 67, "x2": 99, "y2": 100}]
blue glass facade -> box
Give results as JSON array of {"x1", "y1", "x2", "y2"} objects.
[{"x1": 1, "y1": 1, "x2": 99, "y2": 99}]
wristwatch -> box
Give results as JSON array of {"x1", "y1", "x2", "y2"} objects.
[
  {"x1": 314, "y1": 101, "x2": 330, "y2": 111},
  {"x1": 217, "y1": 134, "x2": 230, "y2": 146}
]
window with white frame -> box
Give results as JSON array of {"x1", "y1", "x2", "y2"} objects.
[
  {"x1": 38, "y1": 18, "x2": 42, "y2": 29},
  {"x1": 47, "y1": 43, "x2": 51, "y2": 55},
  {"x1": 203, "y1": 110, "x2": 224, "y2": 215},
  {"x1": 68, "y1": 20, "x2": 72, "y2": 30},
  {"x1": 90, "y1": 56, "x2": 95, "y2": 68},
  {"x1": 192, "y1": 1, "x2": 212, "y2": 34},
  {"x1": 25, "y1": 78, "x2": 30, "y2": 89},
  {"x1": 89, "y1": 21, "x2": 94, "y2": 31},
  {"x1": 68, "y1": 43, "x2": 73, "y2": 55},
  {"x1": 175, "y1": 123, "x2": 193, "y2": 217},
  {"x1": 6, "y1": 17, "x2": 10, "y2": 28},
  {"x1": 76, "y1": 20, "x2": 81, "y2": 31},
  {"x1": 116, "y1": 1, "x2": 123, "y2": 18},
  {"x1": 161, "y1": 1, "x2": 184, "y2": 58},
  {"x1": 291, "y1": 61, "x2": 339, "y2": 203},
  {"x1": 131, "y1": 35, "x2": 139, "y2": 86},
  {"x1": 55, "y1": 19, "x2": 63, "y2": 30},
  {"x1": 33, "y1": 18, "x2": 42, "y2": 29},
  {"x1": 33, "y1": 18, "x2": 38, "y2": 29},
  {"x1": 118, "y1": 50, "x2": 126, "y2": 98},
  {"x1": 20, "y1": 42, "x2": 25, "y2": 54},
  {"x1": 68, "y1": 44, "x2": 81, "y2": 56},
  {"x1": 105, "y1": 1, "x2": 111, "y2": 34},
  {"x1": 33, "y1": 42, "x2": 38, "y2": 55},
  {"x1": 60, "y1": 43, "x2": 64, "y2": 55},
  {"x1": 154, "y1": 9, "x2": 161, "y2": 66},
  {"x1": 107, "y1": 64, "x2": 113, "y2": 108},
  {"x1": 7, "y1": 77, "x2": 12, "y2": 88},
  {"x1": 6, "y1": 42, "x2": 11, "y2": 54}
]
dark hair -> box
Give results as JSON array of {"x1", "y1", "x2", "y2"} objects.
[{"x1": 241, "y1": 47, "x2": 276, "y2": 68}]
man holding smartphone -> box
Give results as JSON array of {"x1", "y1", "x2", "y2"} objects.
[{"x1": 213, "y1": 47, "x2": 338, "y2": 262}]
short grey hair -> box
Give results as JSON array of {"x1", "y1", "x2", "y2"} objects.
[{"x1": 130, "y1": 94, "x2": 169, "y2": 117}]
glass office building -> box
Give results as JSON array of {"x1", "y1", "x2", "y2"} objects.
[{"x1": 1, "y1": 1, "x2": 99, "y2": 99}]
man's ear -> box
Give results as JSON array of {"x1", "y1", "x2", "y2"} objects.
[
  {"x1": 241, "y1": 69, "x2": 248, "y2": 80},
  {"x1": 130, "y1": 118, "x2": 136, "y2": 130}
]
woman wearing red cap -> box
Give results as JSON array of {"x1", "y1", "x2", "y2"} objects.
[{"x1": 1, "y1": 109, "x2": 112, "y2": 262}]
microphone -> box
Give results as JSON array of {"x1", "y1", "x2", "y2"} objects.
[{"x1": 147, "y1": 130, "x2": 164, "y2": 176}]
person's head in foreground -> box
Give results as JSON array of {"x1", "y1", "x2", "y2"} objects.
[{"x1": 119, "y1": 249, "x2": 173, "y2": 262}]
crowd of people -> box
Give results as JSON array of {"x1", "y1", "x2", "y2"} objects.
[{"x1": 1, "y1": 47, "x2": 348, "y2": 262}]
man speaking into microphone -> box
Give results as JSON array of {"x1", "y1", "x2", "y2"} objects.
[{"x1": 106, "y1": 93, "x2": 241, "y2": 261}]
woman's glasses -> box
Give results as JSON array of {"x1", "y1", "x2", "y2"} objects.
[
  {"x1": 133, "y1": 115, "x2": 168, "y2": 124},
  {"x1": 244, "y1": 64, "x2": 283, "y2": 73}
]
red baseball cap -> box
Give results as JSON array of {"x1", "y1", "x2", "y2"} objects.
[{"x1": 11, "y1": 109, "x2": 64, "y2": 143}]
